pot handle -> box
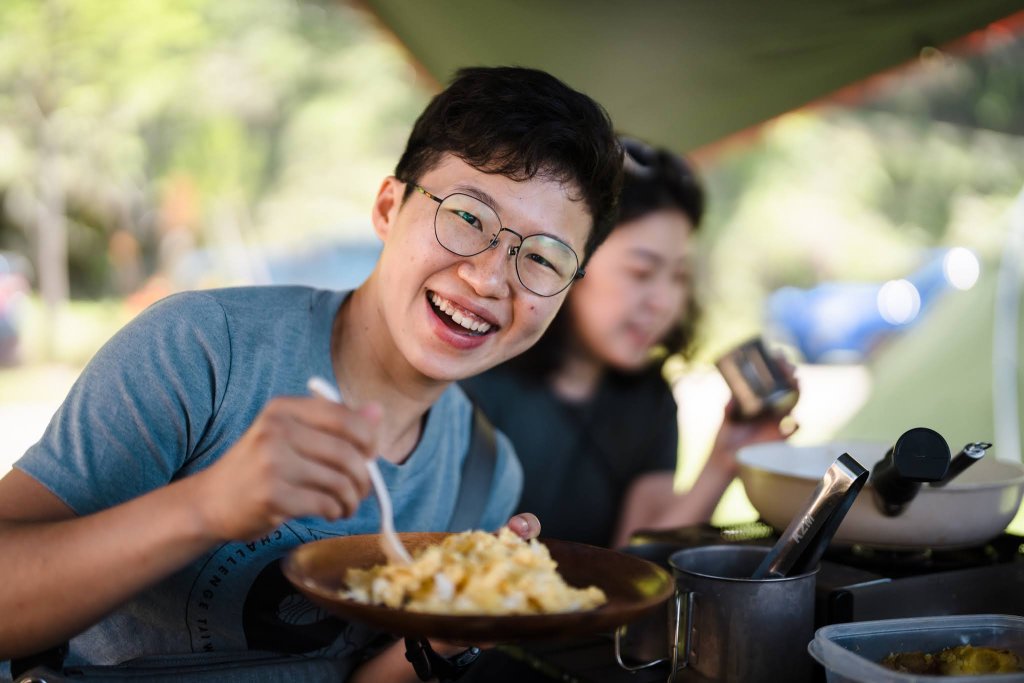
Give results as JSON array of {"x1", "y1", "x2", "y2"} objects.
[
  {"x1": 612, "y1": 595, "x2": 674, "y2": 671},
  {"x1": 668, "y1": 591, "x2": 695, "y2": 682}
]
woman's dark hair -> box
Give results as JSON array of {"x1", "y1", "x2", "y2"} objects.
[
  {"x1": 394, "y1": 66, "x2": 623, "y2": 261},
  {"x1": 510, "y1": 135, "x2": 706, "y2": 380},
  {"x1": 618, "y1": 136, "x2": 704, "y2": 227}
]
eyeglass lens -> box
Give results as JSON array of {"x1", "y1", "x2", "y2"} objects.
[{"x1": 434, "y1": 193, "x2": 578, "y2": 296}]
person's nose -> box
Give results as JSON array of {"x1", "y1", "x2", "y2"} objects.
[
  {"x1": 646, "y1": 276, "x2": 682, "y2": 317},
  {"x1": 457, "y1": 235, "x2": 516, "y2": 298}
]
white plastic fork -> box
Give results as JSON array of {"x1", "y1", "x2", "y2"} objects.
[{"x1": 306, "y1": 376, "x2": 413, "y2": 565}]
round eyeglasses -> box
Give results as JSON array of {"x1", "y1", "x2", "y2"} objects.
[{"x1": 411, "y1": 184, "x2": 584, "y2": 297}]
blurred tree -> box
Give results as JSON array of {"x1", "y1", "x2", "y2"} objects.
[
  {"x1": 0, "y1": 0, "x2": 205, "y2": 308},
  {"x1": 0, "y1": 0, "x2": 428, "y2": 314},
  {"x1": 870, "y1": 30, "x2": 1024, "y2": 136}
]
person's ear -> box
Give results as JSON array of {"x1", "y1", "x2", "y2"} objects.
[{"x1": 371, "y1": 176, "x2": 404, "y2": 242}]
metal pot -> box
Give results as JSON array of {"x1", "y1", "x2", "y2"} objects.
[
  {"x1": 615, "y1": 545, "x2": 818, "y2": 682},
  {"x1": 667, "y1": 545, "x2": 817, "y2": 683},
  {"x1": 738, "y1": 440, "x2": 1024, "y2": 549}
]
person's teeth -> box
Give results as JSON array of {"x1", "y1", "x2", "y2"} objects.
[{"x1": 430, "y1": 292, "x2": 492, "y2": 333}]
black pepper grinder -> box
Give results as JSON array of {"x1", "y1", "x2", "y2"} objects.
[{"x1": 870, "y1": 427, "x2": 951, "y2": 517}]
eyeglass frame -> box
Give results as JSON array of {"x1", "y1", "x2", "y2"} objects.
[{"x1": 409, "y1": 183, "x2": 585, "y2": 297}]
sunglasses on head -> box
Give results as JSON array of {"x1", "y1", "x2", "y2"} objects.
[{"x1": 620, "y1": 137, "x2": 695, "y2": 184}]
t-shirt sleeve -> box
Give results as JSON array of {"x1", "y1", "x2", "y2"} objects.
[
  {"x1": 477, "y1": 429, "x2": 523, "y2": 532},
  {"x1": 15, "y1": 292, "x2": 232, "y2": 516}
]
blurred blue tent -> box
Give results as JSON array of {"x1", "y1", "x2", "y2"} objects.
[{"x1": 766, "y1": 248, "x2": 981, "y2": 364}]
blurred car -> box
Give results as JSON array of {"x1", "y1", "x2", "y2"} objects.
[
  {"x1": 263, "y1": 240, "x2": 381, "y2": 291},
  {"x1": 171, "y1": 239, "x2": 382, "y2": 292},
  {"x1": 0, "y1": 251, "x2": 32, "y2": 366},
  {"x1": 765, "y1": 247, "x2": 980, "y2": 364}
]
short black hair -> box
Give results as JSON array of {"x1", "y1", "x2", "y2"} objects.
[
  {"x1": 510, "y1": 136, "x2": 706, "y2": 380},
  {"x1": 394, "y1": 66, "x2": 623, "y2": 262}
]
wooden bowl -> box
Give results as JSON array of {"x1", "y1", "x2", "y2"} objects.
[{"x1": 282, "y1": 532, "x2": 674, "y2": 642}]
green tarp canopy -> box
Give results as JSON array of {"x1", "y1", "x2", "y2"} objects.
[{"x1": 360, "y1": 0, "x2": 1023, "y2": 154}]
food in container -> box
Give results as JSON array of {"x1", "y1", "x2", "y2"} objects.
[
  {"x1": 809, "y1": 614, "x2": 1024, "y2": 682},
  {"x1": 881, "y1": 644, "x2": 1021, "y2": 675}
]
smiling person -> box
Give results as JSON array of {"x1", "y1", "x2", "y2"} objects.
[
  {"x1": 0, "y1": 67, "x2": 623, "y2": 682},
  {"x1": 462, "y1": 137, "x2": 797, "y2": 551}
]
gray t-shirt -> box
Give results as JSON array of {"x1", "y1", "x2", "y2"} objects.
[{"x1": 10, "y1": 286, "x2": 521, "y2": 672}]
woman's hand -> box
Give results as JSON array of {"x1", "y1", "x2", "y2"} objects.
[
  {"x1": 710, "y1": 355, "x2": 801, "y2": 476},
  {"x1": 709, "y1": 408, "x2": 799, "y2": 477}
]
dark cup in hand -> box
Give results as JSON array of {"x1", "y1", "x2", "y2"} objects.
[{"x1": 715, "y1": 337, "x2": 799, "y2": 420}]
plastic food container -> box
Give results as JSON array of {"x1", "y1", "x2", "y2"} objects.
[{"x1": 808, "y1": 614, "x2": 1024, "y2": 682}]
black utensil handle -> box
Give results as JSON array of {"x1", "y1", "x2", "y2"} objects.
[
  {"x1": 930, "y1": 442, "x2": 991, "y2": 488},
  {"x1": 870, "y1": 427, "x2": 950, "y2": 516}
]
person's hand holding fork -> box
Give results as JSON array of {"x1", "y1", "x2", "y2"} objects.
[{"x1": 190, "y1": 381, "x2": 380, "y2": 544}]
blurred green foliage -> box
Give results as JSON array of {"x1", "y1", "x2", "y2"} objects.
[
  {"x1": 692, "y1": 33, "x2": 1024, "y2": 360},
  {"x1": 15, "y1": 295, "x2": 131, "y2": 368},
  {"x1": 0, "y1": 0, "x2": 1021, "y2": 367},
  {"x1": 0, "y1": 0, "x2": 429, "y2": 299}
]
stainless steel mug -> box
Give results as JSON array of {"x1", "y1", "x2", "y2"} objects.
[
  {"x1": 667, "y1": 545, "x2": 817, "y2": 683},
  {"x1": 715, "y1": 337, "x2": 798, "y2": 419}
]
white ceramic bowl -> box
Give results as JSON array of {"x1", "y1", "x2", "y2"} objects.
[{"x1": 738, "y1": 440, "x2": 1024, "y2": 549}]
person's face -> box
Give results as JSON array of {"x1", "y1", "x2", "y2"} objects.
[
  {"x1": 370, "y1": 153, "x2": 593, "y2": 382},
  {"x1": 567, "y1": 208, "x2": 694, "y2": 371}
]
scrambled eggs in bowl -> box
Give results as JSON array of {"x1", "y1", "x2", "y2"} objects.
[{"x1": 343, "y1": 528, "x2": 607, "y2": 615}]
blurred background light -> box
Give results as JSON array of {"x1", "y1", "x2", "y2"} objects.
[
  {"x1": 877, "y1": 279, "x2": 922, "y2": 325},
  {"x1": 943, "y1": 246, "x2": 981, "y2": 290}
]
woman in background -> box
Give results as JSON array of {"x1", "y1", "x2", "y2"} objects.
[{"x1": 462, "y1": 136, "x2": 796, "y2": 548}]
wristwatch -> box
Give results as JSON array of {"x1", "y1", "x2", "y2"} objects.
[{"x1": 404, "y1": 637, "x2": 482, "y2": 682}]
